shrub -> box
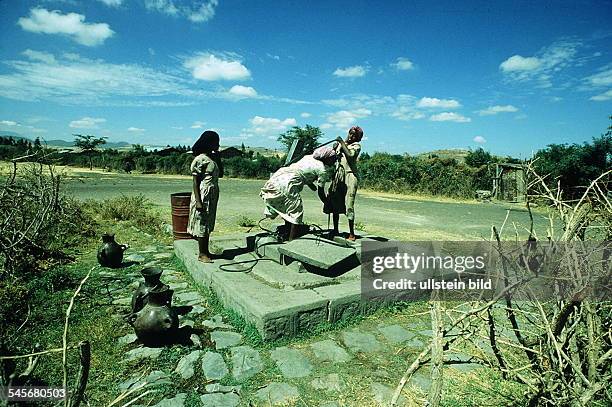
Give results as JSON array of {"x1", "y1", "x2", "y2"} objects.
[{"x1": 84, "y1": 194, "x2": 164, "y2": 235}]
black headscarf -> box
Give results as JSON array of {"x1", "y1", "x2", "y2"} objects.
[
  {"x1": 192, "y1": 130, "x2": 219, "y2": 155},
  {"x1": 192, "y1": 130, "x2": 223, "y2": 178}
]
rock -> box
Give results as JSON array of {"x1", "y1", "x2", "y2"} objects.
[
  {"x1": 119, "y1": 370, "x2": 171, "y2": 391},
  {"x1": 378, "y1": 325, "x2": 415, "y2": 344},
  {"x1": 205, "y1": 384, "x2": 241, "y2": 394},
  {"x1": 143, "y1": 261, "x2": 159, "y2": 268},
  {"x1": 410, "y1": 373, "x2": 432, "y2": 392},
  {"x1": 211, "y1": 331, "x2": 242, "y2": 350},
  {"x1": 154, "y1": 252, "x2": 173, "y2": 260},
  {"x1": 310, "y1": 340, "x2": 351, "y2": 363},
  {"x1": 341, "y1": 331, "x2": 382, "y2": 353},
  {"x1": 270, "y1": 347, "x2": 312, "y2": 378},
  {"x1": 175, "y1": 291, "x2": 204, "y2": 306},
  {"x1": 405, "y1": 337, "x2": 425, "y2": 348},
  {"x1": 231, "y1": 346, "x2": 263, "y2": 381},
  {"x1": 125, "y1": 254, "x2": 146, "y2": 263},
  {"x1": 189, "y1": 305, "x2": 206, "y2": 316},
  {"x1": 371, "y1": 382, "x2": 407, "y2": 406},
  {"x1": 202, "y1": 314, "x2": 234, "y2": 330},
  {"x1": 180, "y1": 319, "x2": 195, "y2": 328},
  {"x1": 141, "y1": 245, "x2": 158, "y2": 253},
  {"x1": 122, "y1": 346, "x2": 163, "y2": 363},
  {"x1": 112, "y1": 296, "x2": 132, "y2": 306},
  {"x1": 168, "y1": 281, "x2": 188, "y2": 291},
  {"x1": 151, "y1": 393, "x2": 186, "y2": 407},
  {"x1": 202, "y1": 351, "x2": 228, "y2": 380},
  {"x1": 255, "y1": 382, "x2": 299, "y2": 405},
  {"x1": 190, "y1": 334, "x2": 202, "y2": 348},
  {"x1": 174, "y1": 350, "x2": 202, "y2": 380},
  {"x1": 310, "y1": 373, "x2": 344, "y2": 392},
  {"x1": 117, "y1": 333, "x2": 137, "y2": 345},
  {"x1": 163, "y1": 224, "x2": 173, "y2": 235},
  {"x1": 200, "y1": 392, "x2": 240, "y2": 407}
]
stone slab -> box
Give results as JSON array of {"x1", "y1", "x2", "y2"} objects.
[
  {"x1": 202, "y1": 351, "x2": 229, "y2": 380},
  {"x1": 270, "y1": 347, "x2": 313, "y2": 378},
  {"x1": 255, "y1": 382, "x2": 299, "y2": 405},
  {"x1": 277, "y1": 235, "x2": 357, "y2": 269},
  {"x1": 231, "y1": 346, "x2": 263, "y2": 381},
  {"x1": 200, "y1": 393, "x2": 240, "y2": 407},
  {"x1": 310, "y1": 340, "x2": 351, "y2": 363},
  {"x1": 174, "y1": 233, "x2": 393, "y2": 340}
]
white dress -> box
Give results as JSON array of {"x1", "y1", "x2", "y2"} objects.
[
  {"x1": 187, "y1": 154, "x2": 219, "y2": 236},
  {"x1": 260, "y1": 155, "x2": 328, "y2": 224}
]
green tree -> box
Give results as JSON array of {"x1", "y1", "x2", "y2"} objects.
[
  {"x1": 465, "y1": 147, "x2": 493, "y2": 167},
  {"x1": 73, "y1": 134, "x2": 107, "y2": 170},
  {"x1": 277, "y1": 125, "x2": 323, "y2": 155}
]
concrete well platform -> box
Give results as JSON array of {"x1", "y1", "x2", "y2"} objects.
[{"x1": 174, "y1": 231, "x2": 394, "y2": 340}]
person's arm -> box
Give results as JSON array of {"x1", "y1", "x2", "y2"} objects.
[
  {"x1": 306, "y1": 183, "x2": 317, "y2": 191},
  {"x1": 193, "y1": 175, "x2": 203, "y2": 211},
  {"x1": 317, "y1": 185, "x2": 327, "y2": 203},
  {"x1": 335, "y1": 137, "x2": 355, "y2": 158}
]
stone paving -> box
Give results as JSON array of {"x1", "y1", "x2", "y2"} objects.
[{"x1": 107, "y1": 241, "x2": 491, "y2": 406}]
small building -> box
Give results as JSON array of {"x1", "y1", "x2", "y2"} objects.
[{"x1": 493, "y1": 163, "x2": 526, "y2": 202}]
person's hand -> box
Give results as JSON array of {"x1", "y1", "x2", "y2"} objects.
[
  {"x1": 195, "y1": 202, "x2": 204, "y2": 212},
  {"x1": 335, "y1": 136, "x2": 343, "y2": 142}
]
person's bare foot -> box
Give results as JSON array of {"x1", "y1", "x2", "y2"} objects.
[
  {"x1": 198, "y1": 254, "x2": 213, "y2": 263},
  {"x1": 347, "y1": 234, "x2": 356, "y2": 241}
]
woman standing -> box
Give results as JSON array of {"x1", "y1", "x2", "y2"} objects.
[
  {"x1": 261, "y1": 146, "x2": 337, "y2": 241},
  {"x1": 327, "y1": 126, "x2": 364, "y2": 241},
  {"x1": 187, "y1": 130, "x2": 222, "y2": 262}
]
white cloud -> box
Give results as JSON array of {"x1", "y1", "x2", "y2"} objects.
[
  {"x1": 145, "y1": 0, "x2": 218, "y2": 23},
  {"x1": 184, "y1": 53, "x2": 251, "y2": 81},
  {"x1": 1, "y1": 120, "x2": 18, "y2": 126},
  {"x1": 300, "y1": 112, "x2": 311, "y2": 118},
  {"x1": 22, "y1": 49, "x2": 56, "y2": 64},
  {"x1": 18, "y1": 8, "x2": 114, "y2": 46},
  {"x1": 191, "y1": 121, "x2": 205, "y2": 129},
  {"x1": 244, "y1": 116, "x2": 297, "y2": 137},
  {"x1": 128, "y1": 127, "x2": 145, "y2": 132},
  {"x1": 477, "y1": 105, "x2": 519, "y2": 116},
  {"x1": 69, "y1": 117, "x2": 106, "y2": 129},
  {"x1": 417, "y1": 97, "x2": 461, "y2": 109},
  {"x1": 333, "y1": 65, "x2": 367, "y2": 78},
  {"x1": 584, "y1": 66, "x2": 612, "y2": 87},
  {"x1": 97, "y1": 0, "x2": 123, "y2": 6},
  {"x1": 499, "y1": 40, "x2": 581, "y2": 86},
  {"x1": 590, "y1": 89, "x2": 612, "y2": 101},
  {"x1": 228, "y1": 85, "x2": 257, "y2": 98},
  {"x1": 392, "y1": 57, "x2": 414, "y2": 71},
  {"x1": 323, "y1": 109, "x2": 371, "y2": 129},
  {"x1": 391, "y1": 108, "x2": 425, "y2": 121},
  {"x1": 473, "y1": 136, "x2": 487, "y2": 144},
  {"x1": 500, "y1": 55, "x2": 542, "y2": 72},
  {"x1": 429, "y1": 112, "x2": 471, "y2": 123}
]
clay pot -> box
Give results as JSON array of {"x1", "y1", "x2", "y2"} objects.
[
  {"x1": 131, "y1": 267, "x2": 166, "y2": 314},
  {"x1": 133, "y1": 286, "x2": 178, "y2": 346},
  {"x1": 97, "y1": 233, "x2": 128, "y2": 268}
]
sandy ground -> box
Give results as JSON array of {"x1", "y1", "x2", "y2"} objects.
[{"x1": 60, "y1": 167, "x2": 552, "y2": 241}]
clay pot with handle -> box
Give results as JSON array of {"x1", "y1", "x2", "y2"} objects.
[
  {"x1": 97, "y1": 233, "x2": 128, "y2": 268},
  {"x1": 132, "y1": 286, "x2": 178, "y2": 346},
  {"x1": 131, "y1": 267, "x2": 166, "y2": 314}
]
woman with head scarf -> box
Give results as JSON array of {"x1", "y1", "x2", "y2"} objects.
[
  {"x1": 260, "y1": 146, "x2": 337, "y2": 241},
  {"x1": 326, "y1": 126, "x2": 364, "y2": 241},
  {"x1": 187, "y1": 130, "x2": 222, "y2": 262}
]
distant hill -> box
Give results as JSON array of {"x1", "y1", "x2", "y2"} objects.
[{"x1": 418, "y1": 149, "x2": 470, "y2": 162}]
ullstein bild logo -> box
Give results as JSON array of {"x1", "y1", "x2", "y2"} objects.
[{"x1": 360, "y1": 241, "x2": 611, "y2": 302}]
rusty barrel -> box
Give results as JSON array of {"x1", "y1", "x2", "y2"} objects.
[{"x1": 170, "y1": 192, "x2": 192, "y2": 240}]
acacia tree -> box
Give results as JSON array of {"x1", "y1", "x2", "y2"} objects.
[
  {"x1": 73, "y1": 134, "x2": 107, "y2": 170},
  {"x1": 277, "y1": 125, "x2": 323, "y2": 155}
]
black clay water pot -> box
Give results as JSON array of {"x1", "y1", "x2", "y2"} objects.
[
  {"x1": 133, "y1": 286, "x2": 178, "y2": 346},
  {"x1": 131, "y1": 267, "x2": 166, "y2": 314},
  {"x1": 97, "y1": 233, "x2": 128, "y2": 268}
]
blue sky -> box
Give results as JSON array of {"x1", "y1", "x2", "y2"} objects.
[{"x1": 0, "y1": 0, "x2": 610, "y2": 157}]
